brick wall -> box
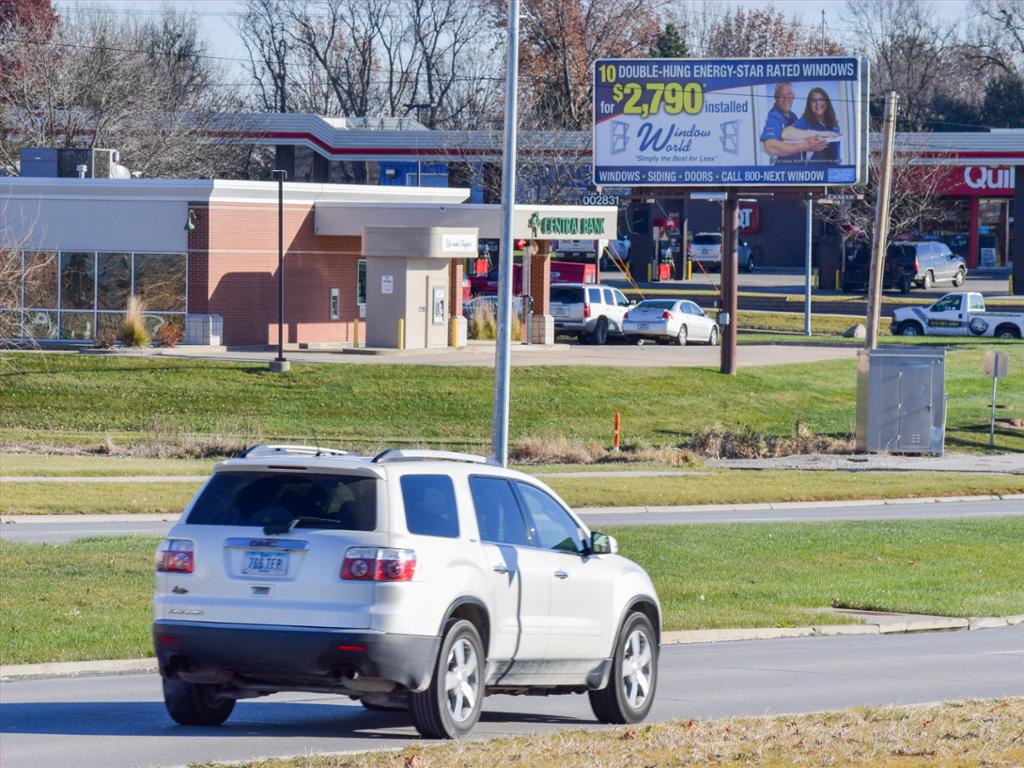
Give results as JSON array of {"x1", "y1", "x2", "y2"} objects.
[{"x1": 189, "y1": 201, "x2": 362, "y2": 346}]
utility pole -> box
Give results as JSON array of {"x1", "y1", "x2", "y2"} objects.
[
  {"x1": 865, "y1": 92, "x2": 898, "y2": 350},
  {"x1": 491, "y1": 0, "x2": 520, "y2": 465},
  {"x1": 720, "y1": 189, "x2": 739, "y2": 375}
]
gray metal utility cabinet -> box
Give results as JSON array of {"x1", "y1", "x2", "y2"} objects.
[{"x1": 855, "y1": 347, "x2": 947, "y2": 455}]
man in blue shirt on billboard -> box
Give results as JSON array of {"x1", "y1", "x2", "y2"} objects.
[{"x1": 760, "y1": 83, "x2": 827, "y2": 164}]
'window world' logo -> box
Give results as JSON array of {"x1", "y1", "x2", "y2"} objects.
[{"x1": 611, "y1": 121, "x2": 630, "y2": 154}]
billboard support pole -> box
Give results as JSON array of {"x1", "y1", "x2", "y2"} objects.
[
  {"x1": 720, "y1": 189, "x2": 739, "y2": 375},
  {"x1": 804, "y1": 196, "x2": 813, "y2": 336},
  {"x1": 491, "y1": 0, "x2": 520, "y2": 466},
  {"x1": 865, "y1": 91, "x2": 898, "y2": 351}
]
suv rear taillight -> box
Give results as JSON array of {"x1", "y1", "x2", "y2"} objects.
[
  {"x1": 583, "y1": 303, "x2": 591, "y2": 318},
  {"x1": 342, "y1": 547, "x2": 417, "y2": 582},
  {"x1": 156, "y1": 539, "x2": 194, "y2": 573}
]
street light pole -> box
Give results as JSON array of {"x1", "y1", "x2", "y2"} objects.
[
  {"x1": 491, "y1": 0, "x2": 521, "y2": 466},
  {"x1": 270, "y1": 169, "x2": 290, "y2": 373}
]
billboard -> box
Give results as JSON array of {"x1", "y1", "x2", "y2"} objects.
[{"x1": 593, "y1": 57, "x2": 867, "y2": 187}]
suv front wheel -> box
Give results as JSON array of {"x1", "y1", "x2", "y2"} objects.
[
  {"x1": 589, "y1": 612, "x2": 658, "y2": 724},
  {"x1": 410, "y1": 620, "x2": 485, "y2": 738},
  {"x1": 162, "y1": 676, "x2": 236, "y2": 726}
]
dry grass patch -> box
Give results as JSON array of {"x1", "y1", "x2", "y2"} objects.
[
  {"x1": 510, "y1": 436, "x2": 701, "y2": 467},
  {"x1": 687, "y1": 421, "x2": 855, "y2": 459},
  {"x1": 203, "y1": 698, "x2": 1024, "y2": 767}
]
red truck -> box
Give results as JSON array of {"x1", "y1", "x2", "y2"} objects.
[{"x1": 468, "y1": 261, "x2": 596, "y2": 296}]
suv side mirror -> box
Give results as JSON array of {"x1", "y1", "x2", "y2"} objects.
[{"x1": 590, "y1": 531, "x2": 618, "y2": 555}]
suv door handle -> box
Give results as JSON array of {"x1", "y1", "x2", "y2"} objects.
[
  {"x1": 493, "y1": 565, "x2": 512, "y2": 574},
  {"x1": 554, "y1": 570, "x2": 569, "y2": 579}
]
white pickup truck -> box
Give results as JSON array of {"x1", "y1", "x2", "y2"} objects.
[{"x1": 891, "y1": 292, "x2": 1024, "y2": 338}]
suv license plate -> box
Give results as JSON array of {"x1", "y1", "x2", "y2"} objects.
[
  {"x1": 243, "y1": 550, "x2": 289, "y2": 576},
  {"x1": 551, "y1": 306, "x2": 568, "y2": 317}
]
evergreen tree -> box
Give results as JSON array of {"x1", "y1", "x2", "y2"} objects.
[
  {"x1": 649, "y1": 22, "x2": 689, "y2": 58},
  {"x1": 982, "y1": 72, "x2": 1024, "y2": 128}
]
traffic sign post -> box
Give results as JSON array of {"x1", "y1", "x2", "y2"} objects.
[{"x1": 985, "y1": 351, "x2": 1009, "y2": 447}]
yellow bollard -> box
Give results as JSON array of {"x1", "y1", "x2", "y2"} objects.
[
  {"x1": 449, "y1": 315, "x2": 458, "y2": 348},
  {"x1": 1010, "y1": 275, "x2": 1014, "y2": 295},
  {"x1": 813, "y1": 268, "x2": 819, "y2": 289},
  {"x1": 647, "y1": 262, "x2": 652, "y2": 283},
  {"x1": 835, "y1": 269, "x2": 841, "y2": 292},
  {"x1": 398, "y1": 318, "x2": 405, "y2": 350},
  {"x1": 352, "y1": 317, "x2": 360, "y2": 349},
  {"x1": 686, "y1": 260, "x2": 693, "y2": 281}
]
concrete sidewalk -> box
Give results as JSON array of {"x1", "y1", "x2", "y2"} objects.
[{"x1": 3, "y1": 612, "x2": 1021, "y2": 682}]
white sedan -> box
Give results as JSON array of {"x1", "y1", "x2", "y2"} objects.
[{"x1": 622, "y1": 299, "x2": 720, "y2": 346}]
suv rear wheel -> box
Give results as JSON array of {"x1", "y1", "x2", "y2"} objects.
[
  {"x1": 410, "y1": 619, "x2": 484, "y2": 738},
  {"x1": 590, "y1": 317, "x2": 609, "y2": 345},
  {"x1": 162, "y1": 676, "x2": 236, "y2": 726},
  {"x1": 921, "y1": 271, "x2": 933, "y2": 290},
  {"x1": 589, "y1": 612, "x2": 658, "y2": 724}
]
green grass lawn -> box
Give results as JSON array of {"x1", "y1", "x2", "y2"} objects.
[
  {"x1": 1, "y1": 348, "x2": 1021, "y2": 454},
  {"x1": 0, "y1": 454, "x2": 214, "y2": 477},
  {"x1": 3, "y1": 517, "x2": 1021, "y2": 665},
  {"x1": 2, "y1": 470, "x2": 1020, "y2": 515}
]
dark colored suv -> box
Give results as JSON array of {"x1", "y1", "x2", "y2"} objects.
[{"x1": 841, "y1": 241, "x2": 967, "y2": 294}]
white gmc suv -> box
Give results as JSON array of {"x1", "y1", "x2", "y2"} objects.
[{"x1": 153, "y1": 446, "x2": 661, "y2": 738}]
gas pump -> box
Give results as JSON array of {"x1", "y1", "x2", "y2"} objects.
[{"x1": 652, "y1": 217, "x2": 678, "y2": 281}]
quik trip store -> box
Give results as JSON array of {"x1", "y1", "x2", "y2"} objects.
[{"x1": 0, "y1": 176, "x2": 616, "y2": 347}]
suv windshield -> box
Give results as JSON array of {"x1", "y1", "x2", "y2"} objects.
[
  {"x1": 187, "y1": 471, "x2": 377, "y2": 530},
  {"x1": 693, "y1": 234, "x2": 721, "y2": 245},
  {"x1": 550, "y1": 286, "x2": 584, "y2": 304}
]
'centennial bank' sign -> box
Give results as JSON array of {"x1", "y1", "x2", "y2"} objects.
[
  {"x1": 528, "y1": 211, "x2": 606, "y2": 237},
  {"x1": 593, "y1": 57, "x2": 868, "y2": 187}
]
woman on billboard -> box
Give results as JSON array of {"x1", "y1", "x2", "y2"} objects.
[{"x1": 783, "y1": 87, "x2": 841, "y2": 164}]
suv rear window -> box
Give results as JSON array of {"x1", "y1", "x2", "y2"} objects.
[
  {"x1": 401, "y1": 474, "x2": 459, "y2": 538},
  {"x1": 550, "y1": 286, "x2": 584, "y2": 304},
  {"x1": 693, "y1": 234, "x2": 721, "y2": 245},
  {"x1": 187, "y1": 471, "x2": 377, "y2": 530}
]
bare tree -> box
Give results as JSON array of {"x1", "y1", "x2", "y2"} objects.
[
  {"x1": 819, "y1": 137, "x2": 950, "y2": 256},
  {"x1": 842, "y1": 0, "x2": 968, "y2": 131},
  {"x1": 965, "y1": 0, "x2": 1024, "y2": 76},
  {"x1": 507, "y1": 0, "x2": 663, "y2": 131},
  {"x1": 237, "y1": 0, "x2": 290, "y2": 113},
  {"x1": 669, "y1": 0, "x2": 725, "y2": 57},
  {"x1": 706, "y1": 5, "x2": 843, "y2": 57},
  {"x1": 0, "y1": 8, "x2": 250, "y2": 178}
]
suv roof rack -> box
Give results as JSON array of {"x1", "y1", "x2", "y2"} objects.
[
  {"x1": 242, "y1": 444, "x2": 351, "y2": 459},
  {"x1": 371, "y1": 448, "x2": 497, "y2": 465}
]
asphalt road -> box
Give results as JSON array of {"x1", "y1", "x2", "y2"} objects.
[
  {"x1": 3, "y1": 498, "x2": 1021, "y2": 543},
  {"x1": 2, "y1": 626, "x2": 1021, "y2": 768}
]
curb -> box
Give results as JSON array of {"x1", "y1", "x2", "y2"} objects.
[
  {"x1": 3, "y1": 615, "x2": 1021, "y2": 682},
  {"x1": 579, "y1": 494, "x2": 1024, "y2": 516},
  {"x1": 660, "y1": 614, "x2": 1024, "y2": 646}
]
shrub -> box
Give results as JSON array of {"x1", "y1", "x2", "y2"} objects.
[
  {"x1": 93, "y1": 328, "x2": 117, "y2": 349},
  {"x1": 119, "y1": 296, "x2": 150, "y2": 347},
  {"x1": 155, "y1": 322, "x2": 183, "y2": 348},
  {"x1": 467, "y1": 304, "x2": 522, "y2": 341}
]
